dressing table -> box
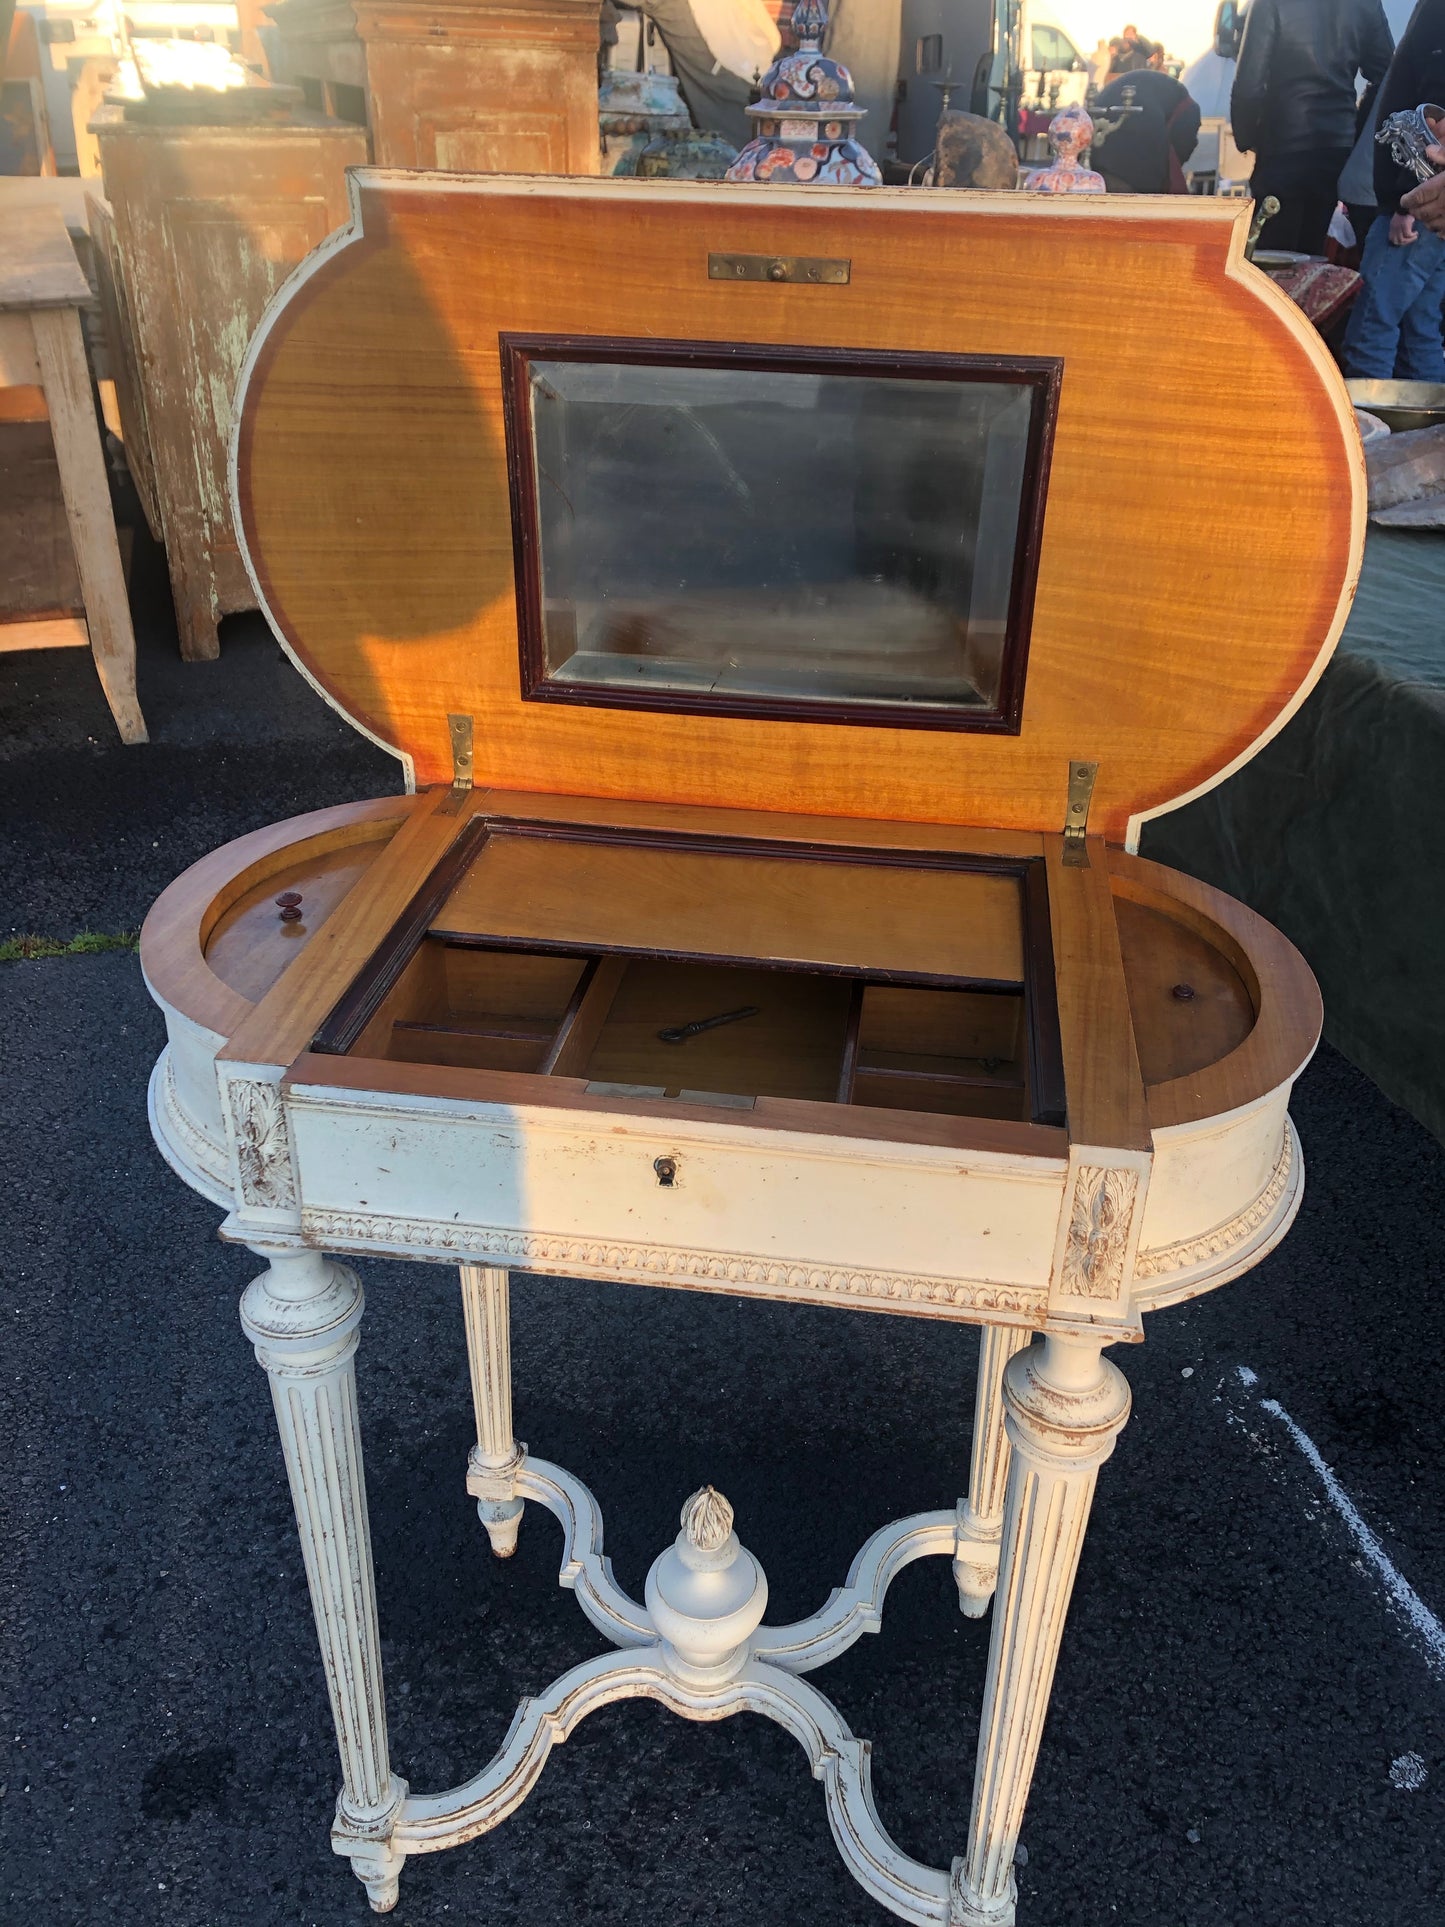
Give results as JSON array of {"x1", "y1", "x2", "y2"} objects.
[{"x1": 141, "y1": 172, "x2": 1361, "y2": 1923}]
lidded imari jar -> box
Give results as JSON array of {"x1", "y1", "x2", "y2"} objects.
[{"x1": 725, "y1": 0, "x2": 881, "y2": 186}]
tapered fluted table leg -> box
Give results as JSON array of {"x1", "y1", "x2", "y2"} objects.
[
  {"x1": 460, "y1": 1264, "x2": 525, "y2": 1556},
  {"x1": 241, "y1": 1246, "x2": 407, "y2": 1912},
  {"x1": 951, "y1": 1333, "x2": 1131, "y2": 1927},
  {"x1": 955, "y1": 1324, "x2": 1034, "y2": 1617}
]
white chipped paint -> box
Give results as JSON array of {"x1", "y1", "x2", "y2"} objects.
[
  {"x1": 1389, "y1": 1752, "x2": 1428, "y2": 1791},
  {"x1": 1234, "y1": 1365, "x2": 1258, "y2": 1387}
]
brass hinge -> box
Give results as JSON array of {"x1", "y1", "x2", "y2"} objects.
[
  {"x1": 708, "y1": 252, "x2": 851, "y2": 286},
  {"x1": 1062, "y1": 759, "x2": 1098, "y2": 867},
  {"x1": 438, "y1": 713, "x2": 474, "y2": 814}
]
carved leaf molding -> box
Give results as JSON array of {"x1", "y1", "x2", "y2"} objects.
[
  {"x1": 1059, "y1": 1165, "x2": 1138, "y2": 1300},
  {"x1": 159, "y1": 1054, "x2": 230, "y2": 1187},
  {"x1": 1135, "y1": 1130, "x2": 1293, "y2": 1278},
  {"x1": 231, "y1": 1079, "x2": 297, "y2": 1210},
  {"x1": 300, "y1": 1209, "x2": 1046, "y2": 1316}
]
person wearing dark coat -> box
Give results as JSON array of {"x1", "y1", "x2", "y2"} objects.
[
  {"x1": 1231, "y1": 0, "x2": 1393, "y2": 253},
  {"x1": 1344, "y1": 0, "x2": 1445, "y2": 378},
  {"x1": 1089, "y1": 68, "x2": 1201, "y2": 192},
  {"x1": 631, "y1": 0, "x2": 753, "y2": 147}
]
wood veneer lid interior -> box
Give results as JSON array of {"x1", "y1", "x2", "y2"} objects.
[
  {"x1": 232, "y1": 174, "x2": 1364, "y2": 842},
  {"x1": 433, "y1": 830, "x2": 1028, "y2": 982}
]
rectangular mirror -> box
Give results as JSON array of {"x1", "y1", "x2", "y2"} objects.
[{"x1": 503, "y1": 336, "x2": 1059, "y2": 733}]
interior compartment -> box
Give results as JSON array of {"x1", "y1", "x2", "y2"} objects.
[
  {"x1": 1112, "y1": 895, "x2": 1256, "y2": 1085},
  {"x1": 311, "y1": 819, "x2": 1059, "y2": 1126},
  {"x1": 583, "y1": 960, "x2": 856, "y2": 1104},
  {"x1": 346, "y1": 938, "x2": 1034, "y2": 1121},
  {"x1": 852, "y1": 986, "x2": 1026, "y2": 1120},
  {"x1": 358, "y1": 943, "x2": 587, "y2": 1073}
]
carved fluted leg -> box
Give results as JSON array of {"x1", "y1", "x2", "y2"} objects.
[
  {"x1": 460, "y1": 1264, "x2": 525, "y2": 1556},
  {"x1": 240, "y1": 1247, "x2": 407, "y2": 1912},
  {"x1": 954, "y1": 1324, "x2": 1033, "y2": 1617},
  {"x1": 951, "y1": 1334, "x2": 1131, "y2": 1927}
]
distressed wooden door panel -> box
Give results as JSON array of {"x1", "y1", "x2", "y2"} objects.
[
  {"x1": 87, "y1": 191, "x2": 163, "y2": 544},
  {"x1": 161, "y1": 194, "x2": 343, "y2": 574},
  {"x1": 96, "y1": 116, "x2": 365, "y2": 659},
  {"x1": 425, "y1": 114, "x2": 564, "y2": 176},
  {"x1": 364, "y1": 31, "x2": 600, "y2": 175}
]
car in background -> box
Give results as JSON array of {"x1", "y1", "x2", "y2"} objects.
[{"x1": 1025, "y1": 17, "x2": 1090, "y2": 112}]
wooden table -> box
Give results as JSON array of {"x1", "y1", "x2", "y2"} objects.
[
  {"x1": 0, "y1": 175, "x2": 95, "y2": 238},
  {"x1": 0, "y1": 204, "x2": 146, "y2": 744}
]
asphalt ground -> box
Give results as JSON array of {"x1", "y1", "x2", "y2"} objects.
[{"x1": 3, "y1": 535, "x2": 1444, "y2": 1927}]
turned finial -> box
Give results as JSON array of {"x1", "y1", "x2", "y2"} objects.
[
  {"x1": 681, "y1": 1485, "x2": 734, "y2": 1552},
  {"x1": 648, "y1": 1485, "x2": 768, "y2": 1684}
]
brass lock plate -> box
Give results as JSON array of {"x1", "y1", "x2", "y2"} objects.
[{"x1": 708, "y1": 252, "x2": 852, "y2": 286}]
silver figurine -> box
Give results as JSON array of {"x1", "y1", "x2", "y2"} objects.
[{"x1": 1376, "y1": 102, "x2": 1445, "y2": 183}]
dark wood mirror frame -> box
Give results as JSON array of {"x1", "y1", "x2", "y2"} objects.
[{"x1": 501, "y1": 332, "x2": 1062, "y2": 736}]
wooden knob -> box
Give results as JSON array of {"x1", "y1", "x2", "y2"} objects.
[{"x1": 275, "y1": 891, "x2": 304, "y2": 924}]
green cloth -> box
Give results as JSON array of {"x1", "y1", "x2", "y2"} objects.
[{"x1": 1141, "y1": 528, "x2": 1445, "y2": 1141}]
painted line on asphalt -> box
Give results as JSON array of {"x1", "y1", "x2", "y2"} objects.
[
  {"x1": 1256, "y1": 1396, "x2": 1445, "y2": 1680},
  {"x1": 1228, "y1": 1366, "x2": 1445, "y2": 1682}
]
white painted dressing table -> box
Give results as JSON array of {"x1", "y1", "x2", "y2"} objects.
[{"x1": 141, "y1": 172, "x2": 1361, "y2": 1922}]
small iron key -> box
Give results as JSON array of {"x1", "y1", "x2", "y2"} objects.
[{"x1": 657, "y1": 1005, "x2": 760, "y2": 1045}]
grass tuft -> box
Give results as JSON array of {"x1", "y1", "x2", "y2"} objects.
[{"x1": 0, "y1": 931, "x2": 139, "y2": 963}]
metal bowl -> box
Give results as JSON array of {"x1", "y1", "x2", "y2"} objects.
[
  {"x1": 1354, "y1": 407, "x2": 1391, "y2": 450},
  {"x1": 1345, "y1": 378, "x2": 1445, "y2": 432}
]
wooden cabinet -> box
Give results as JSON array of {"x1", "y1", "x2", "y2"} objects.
[
  {"x1": 93, "y1": 111, "x2": 366, "y2": 661},
  {"x1": 93, "y1": 4, "x2": 598, "y2": 661},
  {"x1": 268, "y1": 0, "x2": 602, "y2": 174}
]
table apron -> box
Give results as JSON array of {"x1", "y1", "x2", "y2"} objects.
[{"x1": 281, "y1": 1089, "x2": 1064, "y2": 1322}]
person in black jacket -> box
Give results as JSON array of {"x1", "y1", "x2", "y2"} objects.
[
  {"x1": 1231, "y1": 0, "x2": 1393, "y2": 253},
  {"x1": 1344, "y1": 0, "x2": 1445, "y2": 377},
  {"x1": 1089, "y1": 68, "x2": 1202, "y2": 191}
]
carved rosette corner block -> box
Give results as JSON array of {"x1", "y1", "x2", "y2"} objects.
[
  {"x1": 1062, "y1": 1166, "x2": 1138, "y2": 1298},
  {"x1": 1049, "y1": 1151, "x2": 1149, "y2": 1317},
  {"x1": 225, "y1": 1073, "x2": 298, "y2": 1215}
]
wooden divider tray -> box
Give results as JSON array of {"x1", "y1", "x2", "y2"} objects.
[{"x1": 307, "y1": 814, "x2": 1063, "y2": 1126}]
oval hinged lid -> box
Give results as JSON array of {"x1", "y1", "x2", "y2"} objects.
[{"x1": 231, "y1": 172, "x2": 1362, "y2": 846}]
